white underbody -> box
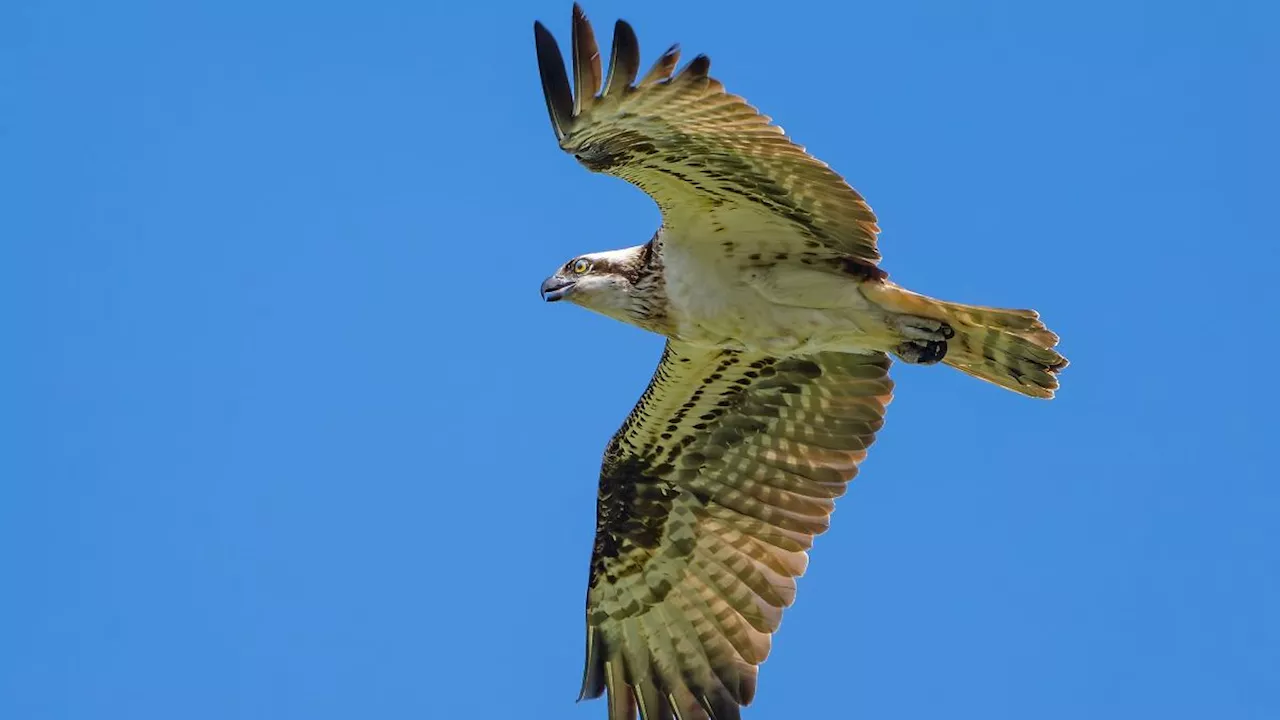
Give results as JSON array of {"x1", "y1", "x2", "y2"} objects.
[{"x1": 661, "y1": 240, "x2": 891, "y2": 356}]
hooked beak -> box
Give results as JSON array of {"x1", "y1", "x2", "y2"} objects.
[{"x1": 540, "y1": 276, "x2": 576, "y2": 302}]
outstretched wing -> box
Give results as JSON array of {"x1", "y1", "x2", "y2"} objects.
[
  {"x1": 581, "y1": 341, "x2": 893, "y2": 720},
  {"x1": 534, "y1": 5, "x2": 882, "y2": 267}
]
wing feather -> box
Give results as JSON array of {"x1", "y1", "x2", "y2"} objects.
[
  {"x1": 571, "y1": 3, "x2": 602, "y2": 115},
  {"x1": 579, "y1": 342, "x2": 893, "y2": 718},
  {"x1": 606, "y1": 658, "x2": 636, "y2": 720},
  {"x1": 581, "y1": 625, "x2": 607, "y2": 700},
  {"x1": 639, "y1": 43, "x2": 680, "y2": 87},
  {"x1": 677, "y1": 54, "x2": 711, "y2": 82},
  {"x1": 533, "y1": 7, "x2": 882, "y2": 266},
  {"x1": 533, "y1": 21, "x2": 573, "y2": 141},
  {"x1": 604, "y1": 20, "x2": 641, "y2": 97}
]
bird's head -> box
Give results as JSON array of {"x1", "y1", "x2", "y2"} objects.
[{"x1": 540, "y1": 246, "x2": 652, "y2": 323}]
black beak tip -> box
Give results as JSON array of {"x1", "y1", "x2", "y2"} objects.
[{"x1": 541, "y1": 276, "x2": 575, "y2": 302}]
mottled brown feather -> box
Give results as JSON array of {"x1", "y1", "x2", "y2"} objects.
[
  {"x1": 533, "y1": 6, "x2": 883, "y2": 266},
  {"x1": 579, "y1": 342, "x2": 893, "y2": 719}
]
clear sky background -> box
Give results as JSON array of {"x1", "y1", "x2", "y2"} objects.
[{"x1": 3, "y1": 1, "x2": 1278, "y2": 718}]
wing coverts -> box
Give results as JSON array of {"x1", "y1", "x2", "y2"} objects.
[
  {"x1": 535, "y1": 5, "x2": 883, "y2": 267},
  {"x1": 581, "y1": 341, "x2": 893, "y2": 719}
]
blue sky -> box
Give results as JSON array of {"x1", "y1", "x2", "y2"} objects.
[{"x1": 3, "y1": 1, "x2": 1278, "y2": 718}]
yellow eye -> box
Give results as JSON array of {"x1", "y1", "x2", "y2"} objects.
[{"x1": 572, "y1": 259, "x2": 591, "y2": 274}]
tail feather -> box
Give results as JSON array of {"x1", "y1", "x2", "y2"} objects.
[
  {"x1": 943, "y1": 312, "x2": 1068, "y2": 398},
  {"x1": 863, "y1": 284, "x2": 1068, "y2": 398}
]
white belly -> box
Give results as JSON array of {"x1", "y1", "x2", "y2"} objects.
[{"x1": 663, "y1": 245, "x2": 888, "y2": 355}]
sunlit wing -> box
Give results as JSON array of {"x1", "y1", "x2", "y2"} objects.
[
  {"x1": 534, "y1": 5, "x2": 882, "y2": 267},
  {"x1": 580, "y1": 341, "x2": 894, "y2": 720}
]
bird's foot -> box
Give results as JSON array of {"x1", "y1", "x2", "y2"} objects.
[
  {"x1": 891, "y1": 315, "x2": 953, "y2": 365},
  {"x1": 893, "y1": 339, "x2": 948, "y2": 364},
  {"x1": 893, "y1": 315, "x2": 954, "y2": 342}
]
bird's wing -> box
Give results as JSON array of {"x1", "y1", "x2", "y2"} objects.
[
  {"x1": 534, "y1": 5, "x2": 882, "y2": 268},
  {"x1": 580, "y1": 340, "x2": 893, "y2": 720}
]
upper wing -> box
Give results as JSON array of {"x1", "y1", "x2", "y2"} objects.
[
  {"x1": 534, "y1": 5, "x2": 882, "y2": 267},
  {"x1": 581, "y1": 341, "x2": 893, "y2": 720}
]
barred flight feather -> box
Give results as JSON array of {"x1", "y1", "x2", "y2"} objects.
[
  {"x1": 578, "y1": 340, "x2": 892, "y2": 719},
  {"x1": 534, "y1": 4, "x2": 884, "y2": 269}
]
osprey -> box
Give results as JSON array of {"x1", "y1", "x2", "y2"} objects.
[{"x1": 535, "y1": 6, "x2": 1067, "y2": 719}]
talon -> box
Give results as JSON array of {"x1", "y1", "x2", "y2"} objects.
[
  {"x1": 922, "y1": 339, "x2": 947, "y2": 362},
  {"x1": 894, "y1": 339, "x2": 948, "y2": 365}
]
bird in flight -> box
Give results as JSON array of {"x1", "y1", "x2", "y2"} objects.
[{"x1": 534, "y1": 6, "x2": 1067, "y2": 719}]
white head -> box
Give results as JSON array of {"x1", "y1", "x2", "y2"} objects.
[{"x1": 540, "y1": 245, "x2": 662, "y2": 328}]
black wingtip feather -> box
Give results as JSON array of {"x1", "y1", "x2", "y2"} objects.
[
  {"x1": 640, "y1": 43, "x2": 681, "y2": 85},
  {"x1": 683, "y1": 54, "x2": 711, "y2": 79},
  {"x1": 738, "y1": 670, "x2": 757, "y2": 706},
  {"x1": 604, "y1": 19, "x2": 641, "y2": 96},
  {"x1": 533, "y1": 20, "x2": 573, "y2": 141},
  {"x1": 578, "y1": 626, "x2": 607, "y2": 701},
  {"x1": 706, "y1": 689, "x2": 743, "y2": 720}
]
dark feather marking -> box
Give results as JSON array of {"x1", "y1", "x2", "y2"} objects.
[
  {"x1": 834, "y1": 256, "x2": 889, "y2": 282},
  {"x1": 591, "y1": 461, "x2": 675, "y2": 582},
  {"x1": 575, "y1": 131, "x2": 657, "y2": 172},
  {"x1": 591, "y1": 348, "x2": 762, "y2": 589}
]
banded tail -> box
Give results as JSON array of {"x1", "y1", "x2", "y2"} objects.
[{"x1": 864, "y1": 283, "x2": 1069, "y2": 399}]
